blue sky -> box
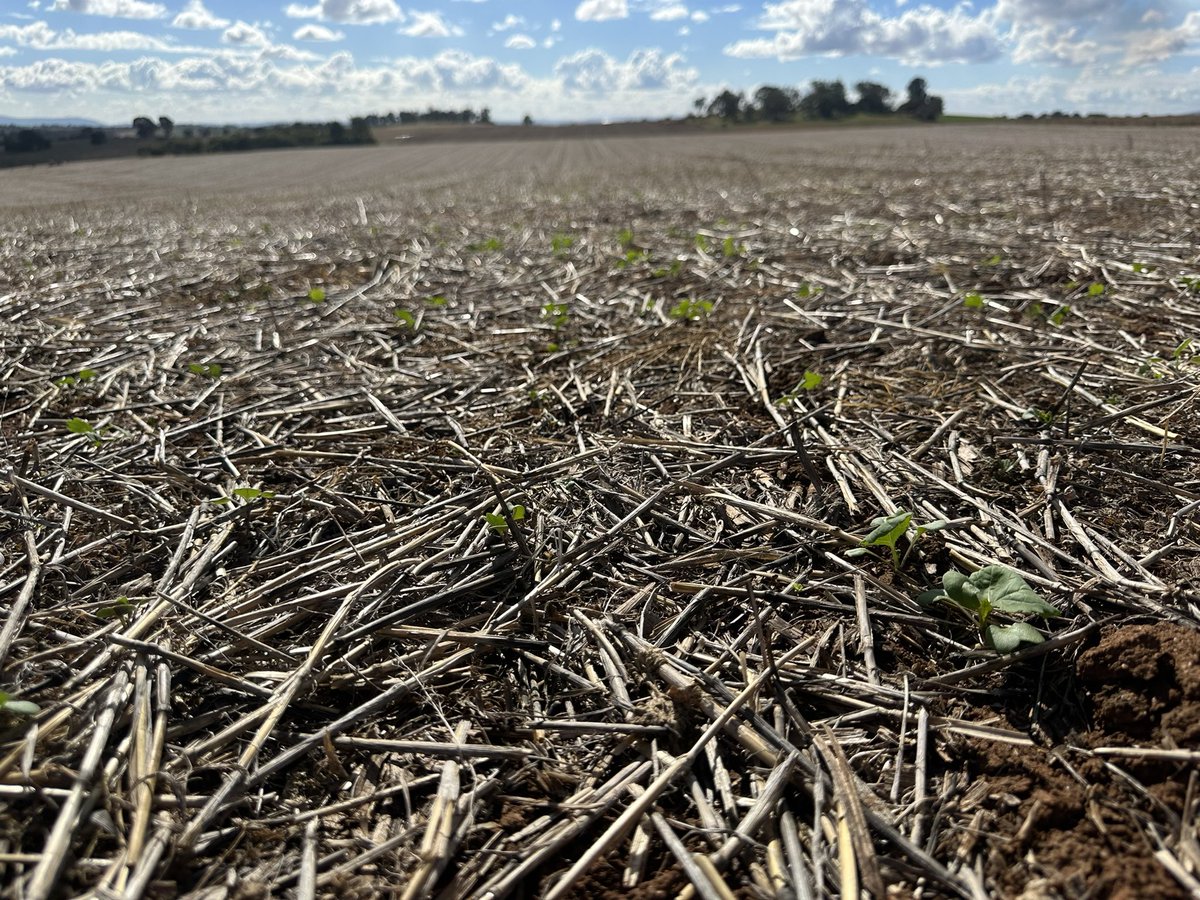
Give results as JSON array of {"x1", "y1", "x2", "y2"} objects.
[{"x1": 1, "y1": 0, "x2": 1197, "y2": 124}]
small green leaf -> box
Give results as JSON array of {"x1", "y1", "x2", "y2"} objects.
[
  {"x1": 1049, "y1": 305, "x2": 1069, "y2": 326},
  {"x1": 962, "y1": 292, "x2": 984, "y2": 309},
  {"x1": 232, "y1": 487, "x2": 276, "y2": 501},
  {"x1": 1087, "y1": 282, "x2": 1105, "y2": 297},
  {"x1": 426, "y1": 295, "x2": 447, "y2": 307},
  {"x1": 66, "y1": 417, "x2": 95, "y2": 435},
  {"x1": 795, "y1": 283, "x2": 821, "y2": 299},
  {"x1": 393, "y1": 309, "x2": 415, "y2": 328},
  {"x1": 308, "y1": 287, "x2": 326, "y2": 303},
  {"x1": 943, "y1": 566, "x2": 1057, "y2": 619},
  {"x1": 618, "y1": 228, "x2": 635, "y2": 249},
  {"x1": 800, "y1": 371, "x2": 823, "y2": 391},
  {"x1": 986, "y1": 622, "x2": 1045, "y2": 652},
  {"x1": 485, "y1": 512, "x2": 509, "y2": 533},
  {"x1": 862, "y1": 511, "x2": 912, "y2": 552},
  {"x1": 916, "y1": 588, "x2": 946, "y2": 608},
  {"x1": 1, "y1": 698, "x2": 40, "y2": 717},
  {"x1": 77, "y1": 369, "x2": 97, "y2": 382},
  {"x1": 982, "y1": 254, "x2": 1002, "y2": 266},
  {"x1": 511, "y1": 505, "x2": 526, "y2": 521}
]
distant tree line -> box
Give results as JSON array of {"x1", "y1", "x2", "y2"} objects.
[
  {"x1": 358, "y1": 107, "x2": 492, "y2": 127},
  {"x1": 694, "y1": 77, "x2": 945, "y2": 124},
  {"x1": 137, "y1": 118, "x2": 375, "y2": 157}
]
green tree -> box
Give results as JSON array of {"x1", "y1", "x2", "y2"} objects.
[
  {"x1": 522, "y1": 114, "x2": 534, "y2": 126},
  {"x1": 707, "y1": 89, "x2": 744, "y2": 121},
  {"x1": 479, "y1": 107, "x2": 492, "y2": 124},
  {"x1": 328, "y1": 121, "x2": 346, "y2": 143},
  {"x1": 158, "y1": 115, "x2": 174, "y2": 139},
  {"x1": 898, "y1": 77, "x2": 944, "y2": 121},
  {"x1": 349, "y1": 116, "x2": 374, "y2": 143},
  {"x1": 132, "y1": 116, "x2": 157, "y2": 139},
  {"x1": 799, "y1": 80, "x2": 852, "y2": 120},
  {"x1": 854, "y1": 81, "x2": 893, "y2": 115},
  {"x1": 753, "y1": 85, "x2": 799, "y2": 122}
]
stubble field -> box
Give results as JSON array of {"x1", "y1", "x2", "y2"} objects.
[{"x1": 1, "y1": 125, "x2": 1199, "y2": 899}]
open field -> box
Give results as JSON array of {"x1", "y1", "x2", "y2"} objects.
[{"x1": 1, "y1": 125, "x2": 1199, "y2": 898}]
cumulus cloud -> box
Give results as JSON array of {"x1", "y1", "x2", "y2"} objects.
[
  {"x1": 172, "y1": 0, "x2": 228, "y2": 29},
  {"x1": 649, "y1": 3, "x2": 688, "y2": 20},
  {"x1": 491, "y1": 14, "x2": 524, "y2": 32},
  {"x1": 555, "y1": 46, "x2": 697, "y2": 92},
  {"x1": 400, "y1": 11, "x2": 462, "y2": 37},
  {"x1": 726, "y1": 0, "x2": 1003, "y2": 64},
  {"x1": 1121, "y1": 11, "x2": 1200, "y2": 65},
  {"x1": 293, "y1": 24, "x2": 344, "y2": 41},
  {"x1": 394, "y1": 48, "x2": 528, "y2": 91},
  {"x1": 284, "y1": 0, "x2": 404, "y2": 24},
  {"x1": 49, "y1": 0, "x2": 166, "y2": 18},
  {"x1": 222, "y1": 21, "x2": 269, "y2": 46},
  {"x1": 505, "y1": 33, "x2": 536, "y2": 49},
  {"x1": 1011, "y1": 24, "x2": 1101, "y2": 65},
  {"x1": 576, "y1": 0, "x2": 628, "y2": 22}
]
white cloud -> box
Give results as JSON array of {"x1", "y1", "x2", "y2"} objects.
[
  {"x1": 575, "y1": 0, "x2": 628, "y2": 22},
  {"x1": 395, "y1": 48, "x2": 528, "y2": 90},
  {"x1": 505, "y1": 33, "x2": 536, "y2": 49},
  {"x1": 551, "y1": 18, "x2": 562, "y2": 31},
  {"x1": 691, "y1": 10, "x2": 708, "y2": 22},
  {"x1": 48, "y1": 0, "x2": 166, "y2": 18},
  {"x1": 222, "y1": 21, "x2": 269, "y2": 46},
  {"x1": 994, "y1": 0, "x2": 1124, "y2": 26},
  {"x1": 1121, "y1": 11, "x2": 1200, "y2": 65},
  {"x1": 491, "y1": 14, "x2": 524, "y2": 32},
  {"x1": 650, "y1": 3, "x2": 688, "y2": 20},
  {"x1": 172, "y1": 0, "x2": 227, "y2": 29},
  {"x1": 400, "y1": 11, "x2": 462, "y2": 37},
  {"x1": 555, "y1": 46, "x2": 697, "y2": 92},
  {"x1": 293, "y1": 23, "x2": 344, "y2": 40},
  {"x1": 284, "y1": 0, "x2": 404, "y2": 24},
  {"x1": 1011, "y1": 24, "x2": 1101, "y2": 65},
  {"x1": 726, "y1": 0, "x2": 1003, "y2": 64}
]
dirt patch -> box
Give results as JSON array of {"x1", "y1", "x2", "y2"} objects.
[{"x1": 953, "y1": 623, "x2": 1200, "y2": 899}]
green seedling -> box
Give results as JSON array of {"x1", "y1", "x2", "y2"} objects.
[
  {"x1": 850, "y1": 510, "x2": 947, "y2": 569},
  {"x1": 1048, "y1": 305, "x2": 1070, "y2": 326},
  {"x1": 618, "y1": 228, "x2": 636, "y2": 250},
  {"x1": 982, "y1": 253, "x2": 1003, "y2": 266},
  {"x1": 551, "y1": 233, "x2": 574, "y2": 256},
  {"x1": 1132, "y1": 262, "x2": 1154, "y2": 274},
  {"x1": 1182, "y1": 276, "x2": 1200, "y2": 293},
  {"x1": 188, "y1": 362, "x2": 222, "y2": 378},
  {"x1": 795, "y1": 283, "x2": 823, "y2": 299},
  {"x1": 775, "y1": 370, "x2": 823, "y2": 405},
  {"x1": 66, "y1": 417, "x2": 103, "y2": 446},
  {"x1": 651, "y1": 259, "x2": 684, "y2": 279},
  {"x1": 471, "y1": 237, "x2": 503, "y2": 252},
  {"x1": 1087, "y1": 282, "x2": 1105, "y2": 297},
  {"x1": 307, "y1": 287, "x2": 326, "y2": 303},
  {"x1": 721, "y1": 236, "x2": 747, "y2": 258},
  {"x1": 0, "y1": 692, "x2": 40, "y2": 718},
  {"x1": 211, "y1": 487, "x2": 277, "y2": 505},
  {"x1": 545, "y1": 342, "x2": 560, "y2": 353},
  {"x1": 668, "y1": 298, "x2": 713, "y2": 322},
  {"x1": 1172, "y1": 338, "x2": 1197, "y2": 362},
  {"x1": 616, "y1": 248, "x2": 650, "y2": 269},
  {"x1": 55, "y1": 368, "x2": 98, "y2": 388},
  {"x1": 962, "y1": 292, "x2": 984, "y2": 309},
  {"x1": 426, "y1": 295, "x2": 448, "y2": 307},
  {"x1": 694, "y1": 233, "x2": 711, "y2": 253},
  {"x1": 485, "y1": 505, "x2": 525, "y2": 534},
  {"x1": 918, "y1": 565, "x2": 1057, "y2": 652},
  {"x1": 393, "y1": 308, "x2": 415, "y2": 329},
  {"x1": 541, "y1": 301, "x2": 570, "y2": 329},
  {"x1": 96, "y1": 596, "x2": 136, "y2": 620}
]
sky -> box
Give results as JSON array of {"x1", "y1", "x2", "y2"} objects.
[{"x1": 0, "y1": 0, "x2": 1197, "y2": 125}]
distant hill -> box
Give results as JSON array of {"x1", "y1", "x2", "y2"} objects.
[{"x1": 0, "y1": 116, "x2": 104, "y2": 128}]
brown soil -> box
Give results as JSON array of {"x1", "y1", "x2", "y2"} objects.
[{"x1": 954, "y1": 623, "x2": 1200, "y2": 899}]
